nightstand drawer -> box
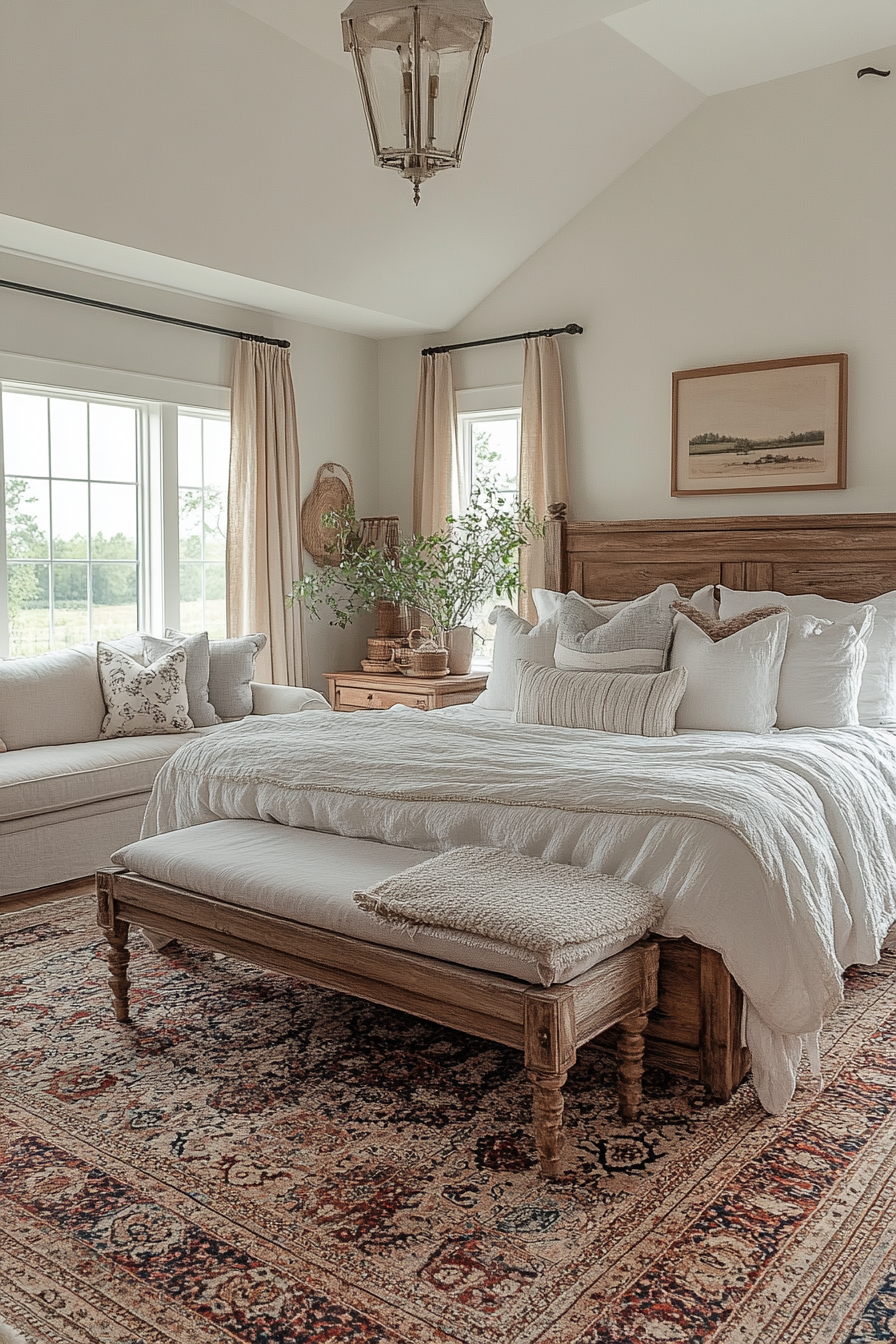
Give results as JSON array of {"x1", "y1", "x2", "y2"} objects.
[{"x1": 336, "y1": 686, "x2": 432, "y2": 712}]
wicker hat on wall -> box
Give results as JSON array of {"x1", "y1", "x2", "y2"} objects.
[{"x1": 301, "y1": 462, "x2": 354, "y2": 565}]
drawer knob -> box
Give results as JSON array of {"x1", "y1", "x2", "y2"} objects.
[{"x1": 367, "y1": 692, "x2": 374, "y2": 701}]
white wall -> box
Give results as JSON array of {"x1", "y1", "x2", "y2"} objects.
[
  {"x1": 0, "y1": 254, "x2": 379, "y2": 689},
  {"x1": 378, "y1": 48, "x2": 896, "y2": 528}
]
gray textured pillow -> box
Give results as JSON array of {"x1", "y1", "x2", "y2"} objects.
[
  {"x1": 555, "y1": 585, "x2": 677, "y2": 673},
  {"x1": 167, "y1": 629, "x2": 267, "y2": 720},
  {"x1": 143, "y1": 632, "x2": 220, "y2": 728},
  {"x1": 515, "y1": 660, "x2": 687, "y2": 736}
]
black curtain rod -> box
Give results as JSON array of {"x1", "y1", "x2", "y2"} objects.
[
  {"x1": 422, "y1": 322, "x2": 583, "y2": 356},
  {"x1": 0, "y1": 278, "x2": 290, "y2": 349}
]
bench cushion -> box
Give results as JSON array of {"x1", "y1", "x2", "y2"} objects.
[{"x1": 112, "y1": 821, "x2": 646, "y2": 985}]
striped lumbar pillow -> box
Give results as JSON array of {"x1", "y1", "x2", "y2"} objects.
[
  {"x1": 554, "y1": 585, "x2": 677, "y2": 673},
  {"x1": 514, "y1": 660, "x2": 688, "y2": 736}
]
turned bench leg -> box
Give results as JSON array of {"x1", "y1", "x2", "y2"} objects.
[
  {"x1": 526, "y1": 1069, "x2": 568, "y2": 1178},
  {"x1": 104, "y1": 922, "x2": 132, "y2": 1022},
  {"x1": 96, "y1": 867, "x2": 132, "y2": 1024},
  {"x1": 617, "y1": 1010, "x2": 648, "y2": 1121},
  {"x1": 524, "y1": 987, "x2": 577, "y2": 1179}
]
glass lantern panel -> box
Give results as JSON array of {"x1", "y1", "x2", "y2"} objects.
[
  {"x1": 422, "y1": 13, "x2": 484, "y2": 156},
  {"x1": 359, "y1": 42, "x2": 413, "y2": 156},
  {"x1": 426, "y1": 45, "x2": 476, "y2": 156}
]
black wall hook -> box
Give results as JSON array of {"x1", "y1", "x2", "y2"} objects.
[{"x1": 857, "y1": 66, "x2": 891, "y2": 78}]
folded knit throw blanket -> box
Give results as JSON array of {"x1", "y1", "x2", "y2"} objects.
[{"x1": 354, "y1": 845, "x2": 662, "y2": 986}]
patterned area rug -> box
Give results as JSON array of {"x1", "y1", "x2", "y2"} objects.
[{"x1": 2, "y1": 897, "x2": 896, "y2": 1344}]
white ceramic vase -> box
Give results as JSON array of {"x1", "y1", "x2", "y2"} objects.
[{"x1": 444, "y1": 625, "x2": 474, "y2": 675}]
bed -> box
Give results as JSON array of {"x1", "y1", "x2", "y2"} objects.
[
  {"x1": 544, "y1": 508, "x2": 896, "y2": 1098},
  {"x1": 112, "y1": 510, "x2": 896, "y2": 1117}
]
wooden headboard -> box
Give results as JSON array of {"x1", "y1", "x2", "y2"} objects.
[{"x1": 544, "y1": 512, "x2": 896, "y2": 604}]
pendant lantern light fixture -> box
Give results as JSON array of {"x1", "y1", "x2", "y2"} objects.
[{"x1": 341, "y1": 0, "x2": 492, "y2": 204}]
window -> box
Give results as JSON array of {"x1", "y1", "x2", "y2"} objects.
[
  {"x1": 177, "y1": 412, "x2": 229, "y2": 639},
  {"x1": 455, "y1": 390, "x2": 522, "y2": 667},
  {"x1": 459, "y1": 407, "x2": 521, "y2": 508},
  {"x1": 1, "y1": 382, "x2": 229, "y2": 658}
]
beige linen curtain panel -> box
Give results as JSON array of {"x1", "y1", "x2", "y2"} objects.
[
  {"x1": 520, "y1": 335, "x2": 570, "y2": 623},
  {"x1": 226, "y1": 340, "x2": 305, "y2": 686},
  {"x1": 412, "y1": 351, "x2": 465, "y2": 535}
]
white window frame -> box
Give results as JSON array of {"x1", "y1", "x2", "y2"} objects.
[
  {"x1": 453, "y1": 385, "x2": 523, "y2": 668},
  {"x1": 455, "y1": 384, "x2": 523, "y2": 512},
  {"x1": 0, "y1": 353, "x2": 229, "y2": 659}
]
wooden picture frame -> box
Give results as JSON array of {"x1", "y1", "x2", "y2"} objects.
[{"x1": 672, "y1": 354, "x2": 847, "y2": 497}]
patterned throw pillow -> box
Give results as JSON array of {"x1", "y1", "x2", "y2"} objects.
[
  {"x1": 515, "y1": 661, "x2": 688, "y2": 736},
  {"x1": 554, "y1": 585, "x2": 678, "y2": 673},
  {"x1": 670, "y1": 600, "x2": 787, "y2": 641},
  {"x1": 97, "y1": 643, "x2": 193, "y2": 739}
]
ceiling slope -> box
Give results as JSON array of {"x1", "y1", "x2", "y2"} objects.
[
  {"x1": 0, "y1": 0, "x2": 700, "y2": 334},
  {"x1": 604, "y1": 0, "x2": 896, "y2": 96},
  {"x1": 3, "y1": 0, "x2": 892, "y2": 335}
]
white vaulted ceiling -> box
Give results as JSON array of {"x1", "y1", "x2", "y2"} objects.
[{"x1": 1, "y1": 0, "x2": 894, "y2": 336}]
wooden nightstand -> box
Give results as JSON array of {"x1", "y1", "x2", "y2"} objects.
[{"x1": 325, "y1": 670, "x2": 489, "y2": 713}]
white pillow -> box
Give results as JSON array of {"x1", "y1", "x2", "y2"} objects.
[
  {"x1": 775, "y1": 610, "x2": 873, "y2": 730},
  {"x1": 97, "y1": 643, "x2": 193, "y2": 739},
  {"x1": 476, "y1": 607, "x2": 558, "y2": 711},
  {"x1": 718, "y1": 587, "x2": 896, "y2": 726},
  {"x1": 670, "y1": 610, "x2": 789, "y2": 733},
  {"x1": 689, "y1": 585, "x2": 718, "y2": 617}
]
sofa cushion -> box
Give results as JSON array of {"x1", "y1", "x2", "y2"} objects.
[
  {"x1": 0, "y1": 647, "x2": 107, "y2": 749},
  {"x1": 0, "y1": 727, "x2": 224, "y2": 823}
]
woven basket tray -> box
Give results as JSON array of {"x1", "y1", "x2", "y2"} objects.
[
  {"x1": 301, "y1": 462, "x2": 354, "y2": 565},
  {"x1": 408, "y1": 648, "x2": 449, "y2": 676}
]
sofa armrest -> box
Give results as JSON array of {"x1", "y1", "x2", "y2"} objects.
[{"x1": 249, "y1": 682, "x2": 332, "y2": 716}]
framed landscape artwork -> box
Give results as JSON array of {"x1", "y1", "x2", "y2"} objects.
[{"x1": 672, "y1": 353, "x2": 847, "y2": 496}]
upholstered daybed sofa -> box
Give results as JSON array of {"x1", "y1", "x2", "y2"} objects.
[{"x1": 0, "y1": 637, "x2": 330, "y2": 903}]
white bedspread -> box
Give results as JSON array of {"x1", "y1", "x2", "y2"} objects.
[{"x1": 142, "y1": 706, "x2": 896, "y2": 1113}]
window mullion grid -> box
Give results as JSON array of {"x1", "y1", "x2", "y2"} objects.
[
  {"x1": 3, "y1": 385, "x2": 228, "y2": 655},
  {"x1": 85, "y1": 400, "x2": 94, "y2": 642},
  {"x1": 46, "y1": 395, "x2": 56, "y2": 650},
  {"x1": 200, "y1": 416, "x2": 207, "y2": 631},
  {"x1": 159, "y1": 405, "x2": 181, "y2": 633},
  {"x1": 137, "y1": 403, "x2": 158, "y2": 636}
]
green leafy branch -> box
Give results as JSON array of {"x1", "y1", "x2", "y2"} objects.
[{"x1": 289, "y1": 486, "x2": 543, "y2": 632}]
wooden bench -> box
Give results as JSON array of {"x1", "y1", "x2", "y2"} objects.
[{"x1": 96, "y1": 833, "x2": 659, "y2": 1179}]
